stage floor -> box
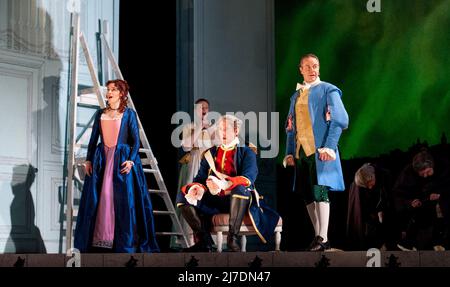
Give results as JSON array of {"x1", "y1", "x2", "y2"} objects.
[{"x1": 1, "y1": 250, "x2": 450, "y2": 267}]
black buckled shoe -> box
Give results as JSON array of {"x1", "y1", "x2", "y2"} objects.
[
  {"x1": 183, "y1": 241, "x2": 213, "y2": 252},
  {"x1": 307, "y1": 236, "x2": 321, "y2": 250},
  {"x1": 309, "y1": 236, "x2": 331, "y2": 251},
  {"x1": 183, "y1": 231, "x2": 215, "y2": 252},
  {"x1": 227, "y1": 234, "x2": 240, "y2": 252}
]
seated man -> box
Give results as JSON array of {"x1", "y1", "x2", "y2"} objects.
[
  {"x1": 176, "y1": 115, "x2": 280, "y2": 252},
  {"x1": 393, "y1": 149, "x2": 450, "y2": 250}
]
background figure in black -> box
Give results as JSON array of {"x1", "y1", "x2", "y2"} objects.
[
  {"x1": 347, "y1": 163, "x2": 396, "y2": 250},
  {"x1": 393, "y1": 149, "x2": 450, "y2": 251}
]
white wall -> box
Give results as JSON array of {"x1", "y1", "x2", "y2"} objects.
[
  {"x1": 193, "y1": 0, "x2": 275, "y2": 115},
  {"x1": 0, "y1": 0, "x2": 120, "y2": 253},
  {"x1": 192, "y1": 0, "x2": 277, "y2": 208}
]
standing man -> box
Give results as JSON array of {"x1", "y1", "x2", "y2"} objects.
[{"x1": 284, "y1": 53, "x2": 349, "y2": 251}]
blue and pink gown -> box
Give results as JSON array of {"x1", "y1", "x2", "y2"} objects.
[
  {"x1": 74, "y1": 108, "x2": 159, "y2": 253},
  {"x1": 91, "y1": 114, "x2": 121, "y2": 248}
]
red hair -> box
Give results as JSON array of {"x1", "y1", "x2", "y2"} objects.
[{"x1": 106, "y1": 79, "x2": 129, "y2": 113}]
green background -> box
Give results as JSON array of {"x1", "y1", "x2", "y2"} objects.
[{"x1": 275, "y1": 0, "x2": 450, "y2": 161}]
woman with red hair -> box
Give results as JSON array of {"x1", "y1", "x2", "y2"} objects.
[{"x1": 74, "y1": 79, "x2": 159, "y2": 253}]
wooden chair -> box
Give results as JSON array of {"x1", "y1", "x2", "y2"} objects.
[{"x1": 211, "y1": 213, "x2": 282, "y2": 252}]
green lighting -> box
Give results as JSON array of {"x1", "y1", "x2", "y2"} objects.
[{"x1": 276, "y1": 0, "x2": 450, "y2": 161}]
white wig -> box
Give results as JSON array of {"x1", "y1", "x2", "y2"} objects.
[{"x1": 217, "y1": 114, "x2": 242, "y2": 130}]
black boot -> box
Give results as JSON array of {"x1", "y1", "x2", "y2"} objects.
[
  {"x1": 227, "y1": 197, "x2": 249, "y2": 252},
  {"x1": 180, "y1": 205, "x2": 213, "y2": 252}
]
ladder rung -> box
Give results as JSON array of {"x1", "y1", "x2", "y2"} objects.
[
  {"x1": 75, "y1": 144, "x2": 89, "y2": 149},
  {"x1": 77, "y1": 102, "x2": 100, "y2": 109},
  {"x1": 79, "y1": 87, "x2": 95, "y2": 95},
  {"x1": 143, "y1": 168, "x2": 157, "y2": 173},
  {"x1": 148, "y1": 189, "x2": 166, "y2": 194},
  {"x1": 139, "y1": 149, "x2": 158, "y2": 165},
  {"x1": 155, "y1": 232, "x2": 184, "y2": 236},
  {"x1": 64, "y1": 208, "x2": 78, "y2": 218},
  {"x1": 76, "y1": 123, "x2": 93, "y2": 128},
  {"x1": 153, "y1": 210, "x2": 175, "y2": 215},
  {"x1": 140, "y1": 158, "x2": 151, "y2": 165},
  {"x1": 79, "y1": 86, "x2": 106, "y2": 96}
]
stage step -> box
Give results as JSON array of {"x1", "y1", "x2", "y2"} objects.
[{"x1": 1, "y1": 251, "x2": 449, "y2": 267}]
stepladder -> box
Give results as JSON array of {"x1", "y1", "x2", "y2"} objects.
[{"x1": 64, "y1": 13, "x2": 188, "y2": 254}]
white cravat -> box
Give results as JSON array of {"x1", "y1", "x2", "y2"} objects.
[
  {"x1": 296, "y1": 77, "x2": 321, "y2": 91},
  {"x1": 221, "y1": 137, "x2": 240, "y2": 149}
]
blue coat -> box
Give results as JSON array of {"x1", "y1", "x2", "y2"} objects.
[
  {"x1": 74, "y1": 108, "x2": 159, "y2": 253},
  {"x1": 285, "y1": 81, "x2": 349, "y2": 191},
  {"x1": 193, "y1": 146, "x2": 257, "y2": 188},
  {"x1": 179, "y1": 146, "x2": 280, "y2": 243}
]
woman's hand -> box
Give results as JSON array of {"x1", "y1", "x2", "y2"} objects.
[
  {"x1": 84, "y1": 161, "x2": 92, "y2": 176},
  {"x1": 120, "y1": 161, "x2": 134, "y2": 174}
]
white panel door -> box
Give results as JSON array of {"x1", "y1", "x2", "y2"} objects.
[{"x1": 0, "y1": 53, "x2": 43, "y2": 253}]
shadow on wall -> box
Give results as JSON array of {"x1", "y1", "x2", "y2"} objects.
[{"x1": 4, "y1": 164, "x2": 46, "y2": 253}]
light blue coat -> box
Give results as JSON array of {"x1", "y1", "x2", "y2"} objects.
[{"x1": 285, "y1": 81, "x2": 349, "y2": 191}]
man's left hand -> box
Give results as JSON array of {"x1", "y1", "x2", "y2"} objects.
[{"x1": 319, "y1": 152, "x2": 334, "y2": 161}]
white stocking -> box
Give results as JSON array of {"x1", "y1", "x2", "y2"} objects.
[
  {"x1": 306, "y1": 202, "x2": 319, "y2": 236},
  {"x1": 317, "y1": 202, "x2": 330, "y2": 242}
]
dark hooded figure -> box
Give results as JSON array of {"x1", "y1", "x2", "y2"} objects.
[
  {"x1": 393, "y1": 149, "x2": 450, "y2": 251},
  {"x1": 347, "y1": 163, "x2": 396, "y2": 250}
]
